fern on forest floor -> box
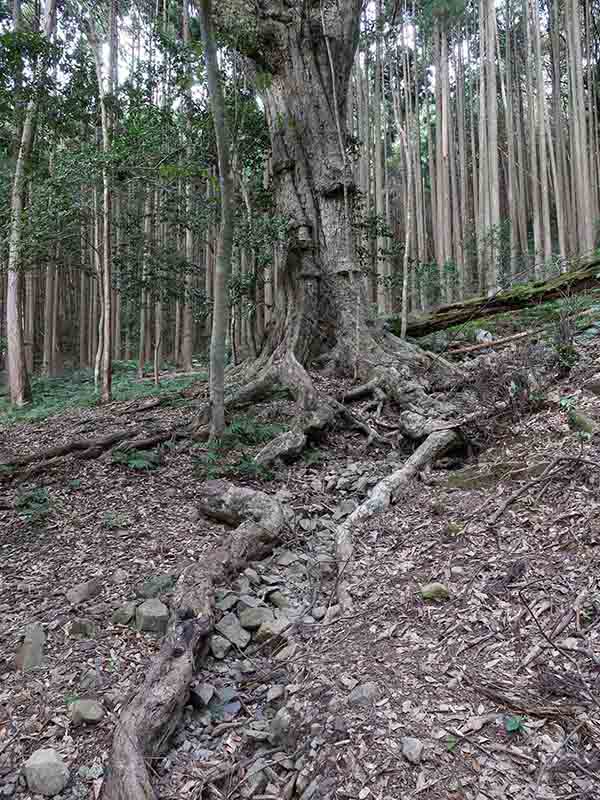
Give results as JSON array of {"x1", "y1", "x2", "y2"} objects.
[
  {"x1": 193, "y1": 415, "x2": 286, "y2": 483},
  {"x1": 0, "y1": 361, "x2": 204, "y2": 425}
]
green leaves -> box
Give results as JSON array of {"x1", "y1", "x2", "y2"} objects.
[
  {"x1": 504, "y1": 715, "x2": 525, "y2": 734},
  {"x1": 112, "y1": 448, "x2": 161, "y2": 471},
  {"x1": 16, "y1": 487, "x2": 50, "y2": 524}
]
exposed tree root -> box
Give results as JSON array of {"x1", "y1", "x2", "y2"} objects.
[
  {"x1": 0, "y1": 426, "x2": 186, "y2": 483},
  {"x1": 101, "y1": 480, "x2": 286, "y2": 800},
  {"x1": 333, "y1": 429, "x2": 458, "y2": 608}
]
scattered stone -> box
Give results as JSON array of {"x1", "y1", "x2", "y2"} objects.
[
  {"x1": 401, "y1": 736, "x2": 424, "y2": 764},
  {"x1": 267, "y1": 685, "x2": 285, "y2": 702},
  {"x1": 79, "y1": 667, "x2": 102, "y2": 690},
  {"x1": 210, "y1": 635, "x2": 231, "y2": 660},
  {"x1": 24, "y1": 749, "x2": 69, "y2": 797},
  {"x1": 255, "y1": 615, "x2": 290, "y2": 643},
  {"x1": 216, "y1": 685, "x2": 238, "y2": 703},
  {"x1": 312, "y1": 606, "x2": 327, "y2": 621},
  {"x1": 103, "y1": 689, "x2": 124, "y2": 710},
  {"x1": 349, "y1": 681, "x2": 380, "y2": 707},
  {"x1": 568, "y1": 410, "x2": 597, "y2": 435},
  {"x1": 340, "y1": 675, "x2": 358, "y2": 691},
  {"x1": 244, "y1": 721, "x2": 270, "y2": 742},
  {"x1": 215, "y1": 592, "x2": 238, "y2": 611},
  {"x1": 244, "y1": 567, "x2": 261, "y2": 585},
  {"x1": 276, "y1": 550, "x2": 298, "y2": 567},
  {"x1": 70, "y1": 699, "x2": 105, "y2": 726},
  {"x1": 70, "y1": 618, "x2": 95, "y2": 638},
  {"x1": 15, "y1": 622, "x2": 45, "y2": 671},
  {"x1": 239, "y1": 606, "x2": 275, "y2": 630},
  {"x1": 190, "y1": 683, "x2": 215, "y2": 708},
  {"x1": 111, "y1": 601, "x2": 137, "y2": 625},
  {"x1": 66, "y1": 579, "x2": 102, "y2": 606},
  {"x1": 420, "y1": 582, "x2": 450, "y2": 601},
  {"x1": 267, "y1": 590, "x2": 289, "y2": 609},
  {"x1": 223, "y1": 700, "x2": 242, "y2": 719},
  {"x1": 111, "y1": 568, "x2": 128, "y2": 584},
  {"x1": 255, "y1": 431, "x2": 306, "y2": 467},
  {"x1": 136, "y1": 599, "x2": 169, "y2": 634},
  {"x1": 215, "y1": 613, "x2": 251, "y2": 649},
  {"x1": 237, "y1": 594, "x2": 262, "y2": 612},
  {"x1": 269, "y1": 708, "x2": 292, "y2": 744},
  {"x1": 139, "y1": 574, "x2": 176, "y2": 599}
]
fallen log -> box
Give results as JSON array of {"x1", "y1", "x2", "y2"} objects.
[
  {"x1": 446, "y1": 306, "x2": 599, "y2": 356},
  {"x1": 390, "y1": 256, "x2": 600, "y2": 338},
  {"x1": 101, "y1": 480, "x2": 286, "y2": 800}
]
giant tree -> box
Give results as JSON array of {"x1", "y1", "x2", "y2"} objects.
[{"x1": 192, "y1": 0, "x2": 460, "y2": 447}]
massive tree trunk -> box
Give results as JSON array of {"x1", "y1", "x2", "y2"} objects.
[{"x1": 192, "y1": 0, "x2": 460, "y2": 438}]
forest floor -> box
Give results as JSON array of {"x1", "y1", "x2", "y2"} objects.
[{"x1": 1, "y1": 308, "x2": 600, "y2": 800}]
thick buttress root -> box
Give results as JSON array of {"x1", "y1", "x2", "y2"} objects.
[{"x1": 101, "y1": 481, "x2": 286, "y2": 800}]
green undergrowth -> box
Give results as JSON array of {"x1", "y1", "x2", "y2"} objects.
[
  {"x1": 193, "y1": 415, "x2": 287, "y2": 483},
  {"x1": 0, "y1": 360, "x2": 204, "y2": 425}
]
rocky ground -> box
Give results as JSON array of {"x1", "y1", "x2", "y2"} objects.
[{"x1": 1, "y1": 332, "x2": 600, "y2": 800}]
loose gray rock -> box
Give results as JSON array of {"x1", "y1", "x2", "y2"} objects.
[
  {"x1": 79, "y1": 667, "x2": 102, "y2": 690},
  {"x1": 190, "y1": 683, "x2": 215, "y2": 707},
  {"x1": 70, "y1": 618, "x2": 95, "y2": 638},
  {"x1": 254, "y1": 431, "x2": 306, "y2": 467},
  {"x1": 420, "y1": 582, "x2": 450, "y2": 601},
  {"x1": 215, "y1": 612, "x2": 251, "y2": 649},
  {"x1": 267, "y1": 590, "x2": 289, "y2": 609},
  {"x1": 276, "y1": 550, "x2": 298, "y2": 567},
  {"x1": 237, "y1": 594, "x2": 262, "y2": 611},
  {"x1": 312, "y1": 606, "x2": 327, "y2": 621},
  {"x1": 66, "y1": 579, "x2": 102, "y2": 606},
  {"x1": 111, "y1": 568, "x2": 128, "y2": 584},
  {"x1": 70, "y1": 699, "x2": 105, "y2": 725},
  {"x1": 269, "y1": 707, "x2": 292, "y2": 743},
  {"x1": 111, "y1": 601, "x2": 137, "y2": 625},
  {"x1": 215, "y1": 592, "x2": 238, "y2": 611},
  {"x1": 24, "y1": 749, "x2": 69, "y2": 797},
  {"x1": 255, "y1": 615, "x2": 290, "y2": 643},
  {"x1": 210, "y1": 634, "x2": 231, "y2": 660},
  {"x1": 244, "y1": 567, "x2": 261, "y2": 585},
  {"x1": 267, "y1": 685, "x2": 285, "y2": 702},
  {"x1": 401, "y1": 736, "x2": 424, "y2": 764},
  {"x1": 348, "y1": 681, "x2": 380, "y2": 707},
  {"x1": 136, "y1": 598, "x2": 169, "y2": 634},
  {"x1": 239, "y1": 606, "x2": 275, "y2": 630},
  {"x1": 139, "y1": 574, "x2": 176, "y2": 599},
  {"x1": 15, "y1": 622, "x2": 45, "y2": 671}
]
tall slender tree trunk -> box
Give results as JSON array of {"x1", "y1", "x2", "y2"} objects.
[
  {"x1": 6, "y1": 0, "x2": 57, "y2": 405},
  {"x1": 198, "y1": 0, "x2": 235, "y2": 438}
]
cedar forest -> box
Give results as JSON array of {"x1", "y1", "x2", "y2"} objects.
[{"x1": 1, "y1": 1, "x2": 600, "y2": 799}]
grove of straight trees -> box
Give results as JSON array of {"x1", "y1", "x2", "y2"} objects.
[{"x1": 1, "y1": 0, "x2": 600, "y2": 411}]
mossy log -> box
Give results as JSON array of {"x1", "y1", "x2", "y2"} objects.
[{"x1": 391, "y1": 257, "x2": 600, "y2": 339}]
